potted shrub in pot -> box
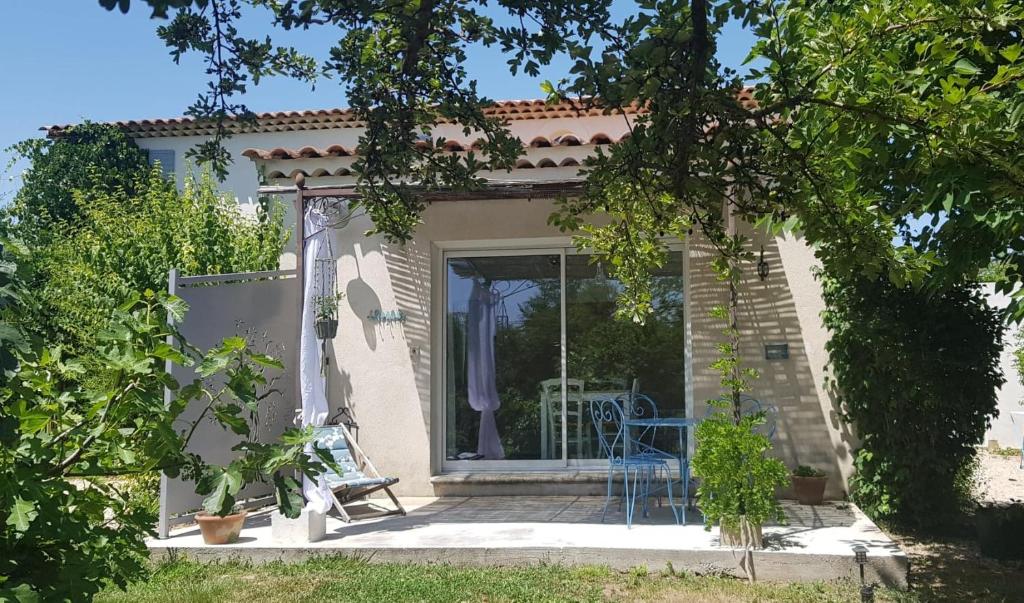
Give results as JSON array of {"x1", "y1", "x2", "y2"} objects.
[
  {"x1": 692, "y1": 402, "x2": 790, "y2": 549},
  {"x1": 313, "y1": 293, "x2": 344, "y2": 340},
  {"x1": 195, "y1": 503, "x2": 247, "y2": 545},
  {"x1": 182, "y1": 336, "x2": 337, "y2": 545},
  {"x1": 791, "y1": 465, "x2": 828, "y2": 505}
]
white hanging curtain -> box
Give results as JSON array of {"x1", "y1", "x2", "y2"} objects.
[
  {"x1": 300, "y1": 206, "x2": 334, "y2": 514},
  {"x1": 467, "y1": 280, "x2": 505, "y2": 459}
]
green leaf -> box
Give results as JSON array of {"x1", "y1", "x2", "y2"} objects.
[
  {"x1": 202, "y1": 466, "x2": 243, "y2": 516},
  {"x1": 312, "y1": 443, "x2": 344, "y2": 477},
  {"x1": 152, "y1": 342, "x2": 187, "y2": 364},
  {"x1": 221, "y1": 336, "x2": 246, "y2": 352},
  {"x1": 248, "y1": 353, "x2": 283, "y2": 369},
  {"x1": 953, "y1": 58, "x2": 981, "y2": 75},
  {"x1": 6, "y1": 497, "x2": 38, "y2": 532},
  {"x1": 999, "y1": 45, "x2": 1021, "y2": 63},
  {"x1": 942, "y1": 192, "x2": 954, "y2": 214},
  {"x1": 197, "y1": 353, "x2": 231, "y2": 377},
  {"x1": 274, "y1": 474, "x2": 304, "y2": 519},
  {"x1": 212, "y1": 404, "x2": 250, "y2": 436},
  {"x1": 16, "y1": 404, "x2": 50, "y2": 435}
]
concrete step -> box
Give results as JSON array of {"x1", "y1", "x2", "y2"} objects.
[{"x1": 431, "y1": 470, "x2": 681, "y2": 497}]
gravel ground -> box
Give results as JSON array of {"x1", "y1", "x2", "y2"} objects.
[{"x1": 976, "y1": 449, "x2": 1023, "y2": 504}]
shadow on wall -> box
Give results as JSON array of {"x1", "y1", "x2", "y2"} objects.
[
  {"x1": 326, "y1": 225, "x2": 430, "y2": 450},
  {"x1": 689, "y1": 234, "x2": 854, "y2": 498},
  {"x1": 343, "y1": 242, "x2": 384, "y2": 352},
  {"x1": 381, "y1": 240, "x2": 432, "y2": 429}
]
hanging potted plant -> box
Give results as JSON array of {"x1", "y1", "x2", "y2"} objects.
[
  {"x1": 692, "y1": 402, "x2": 790, "y2": 549},
  {"x1": 185, "y1": 337, "x2": 337, "y2": 545},
  {"x1": 791, "y1": 465, "x2": 828, "y2": 505},
  {"x1": 313, "y1": 292, "x2": 344, "y2": 340}
]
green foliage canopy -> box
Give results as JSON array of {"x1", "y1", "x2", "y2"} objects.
[
  {"x1": 5, "y1": 122, "x2": 150, "y2": 236},
  {"x1": 754, "y1": 0, "x2": 1024, "y2": 316},
  {"x1": 821, "y1": 273, "x2": 1005, "y2": 527},
  {"x1": 99, "y1": 0, "x2": 1024, "y2": 321},
  {"x1": 0, "y1": 245, "x2": 325, "y2": 600},
  {"x1": 692, "y1": 408, "x2": 789, "y2": 531},
  {"x1": 27, "y1": 167, "x2": 287, "y2": 357}
]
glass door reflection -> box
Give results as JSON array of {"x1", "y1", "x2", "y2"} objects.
[
  {"x1": 445, "y1": 253, "x2": 561, "y2": 462},
  {"x1": 565, "y1": 252, "x2": 686, "y2": 461}
]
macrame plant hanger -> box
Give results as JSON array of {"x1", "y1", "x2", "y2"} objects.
[{"x1": 312, "y1": 227, "x2": 338, "y2": 376}]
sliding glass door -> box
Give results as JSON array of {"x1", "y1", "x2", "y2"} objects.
[
  {"x1": 443, "y1": 247, "x2": 686, "y2": 469},
  {"x1": 564, "y1": 253, "x2": 686, "y2": 461}
]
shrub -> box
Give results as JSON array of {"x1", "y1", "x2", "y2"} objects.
[
  {"x1": 792, "y1": 465, "x2": 825, "y2": 478},
  {"x1": 5, "y1": 122, "x2": 149, "y2": 234},
  {"x1": 26, "y1": 167, "x2": 287, "y2": 359},
  {"x1": 692, "y1": 404, "x2": 790, "y2": 531},
  {"x1": 821, "y1": 274, "x2": 1004, "y2": 529},
  {"x1": 0, "y1": 245, "x2": 321, "y2": 601}
]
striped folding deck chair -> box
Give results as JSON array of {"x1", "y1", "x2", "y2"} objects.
[{"x1": 313, "y1": 424, "x2": 406, "y2": 522}]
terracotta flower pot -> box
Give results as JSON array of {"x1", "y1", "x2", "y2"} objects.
[
  {"x1": 720, "y1": 516, "x2": 764, "y2": 549},
  {"x1": 792, "y1": 475, "x2": 828, "y2": 505},
  {"x1": 196, "y1": 510, "x2": 247, "y2": 545}
]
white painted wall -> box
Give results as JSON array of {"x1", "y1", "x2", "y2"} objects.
[
  {"x1": 984, "y1": 285, "x2": 1024, "y2": 449},
  {"x1": 135, "y1": 114, "x2": 848, "y2": 497}
]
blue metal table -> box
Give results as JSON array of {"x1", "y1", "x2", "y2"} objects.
[{"x1": 622, "y1": 416, "x2": 699, "y2": 524}]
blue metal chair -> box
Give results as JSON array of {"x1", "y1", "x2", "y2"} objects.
[
  {"x1": 591, "y1": 397, "x2": 676, "y2": 528},
  {"x1": 617, "y1": 392, "x2": 669, "y2": 457},
  {"x1": 617, "y1": 392, "x2": 691, "y2": 523},
  {"x1": 705, "y1": 394, "x2": 777, "y2": 442}
]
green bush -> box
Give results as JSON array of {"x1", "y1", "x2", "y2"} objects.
[
  {"x1": 5, "y1": 122, "x2": 149, "y2": 234},
  {"x1": 25, "y1": 167, "x2": 287, "y2": 360},
  {"x1": 692, "y1": 405, "x2": 790, "y2": 531},
  {"x1": 821, "y1": 274, "x2": 1004, "y2": 529},
  {"x1": 0, "y1": 245, "x2": 322, "y2": 601},
  {"x1": 792, "y1": 465, "x2": 825, "y2": 478}
]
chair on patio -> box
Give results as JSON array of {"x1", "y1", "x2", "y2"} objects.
[
  {"x1": 591, "y1": 397, "x2": 677, "y2": 528},
  {"x1": 313, "y1": 424, "x2": 406, "y2": 522},
  {"x1": 617, "y1": 392, "x2": 666, "y2": 454},
  {"x1": 540, "y1": 378, "x2": 591, "y2": 459},
  {"x1": 617, "y1": 392, "x2": 693, "y2": 519}
]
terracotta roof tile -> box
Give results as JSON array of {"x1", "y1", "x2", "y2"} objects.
[
  {"x1": 44, "y1": 89, "x2": 757, "y2": 140},
  {"x1": 239, "y1": 128, "x2": 626, "y2": 161},
  {"x1": 43, "y1": 98, "x2": 647, "y2": 139}
]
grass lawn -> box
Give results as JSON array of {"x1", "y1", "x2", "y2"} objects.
[
  {"x1": 96, "y1": 526, "x2": 1024, "y2": 603},
  {"x1": 97, "y1": 557, "x2": 912, "y2": 603}
]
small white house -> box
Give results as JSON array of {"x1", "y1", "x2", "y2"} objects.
[{"x1": 47, "y1": 99, "x2": 855, "y2": 503}]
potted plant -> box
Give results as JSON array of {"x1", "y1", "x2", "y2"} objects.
[
  {"x1": 313, "y1": 292, "x2": 344, "y2": 339},
  {"x1": 791, "y1": 465, "x2": 828, "y2": 505},
  {"x1": 182, "y1": 336, "x2": 337, "y2": 545},
  {"x1": 692, "y1": 403, "x2": 790, "y2": 549}
]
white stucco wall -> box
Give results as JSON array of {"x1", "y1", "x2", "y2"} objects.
[
  {"x1": 133, "y1": 115, "x2": 850, "y2": 497},
  {"x1": 984, "y1": 285, "x2": 1024, "y2": 449},
  {"x1": 317, "y1": 200, "x2": 849, "y2": 497}
]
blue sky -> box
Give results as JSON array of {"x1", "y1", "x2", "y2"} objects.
[{"x1": 0, "y1": 1, "x2": 759, "y2": 203}]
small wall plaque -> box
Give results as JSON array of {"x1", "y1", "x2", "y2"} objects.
[
  {"x1": 368, "y1": 309, "x2": 406, "y2": 324},
  {"x1": 764, "y1": 343, "x2": 789, "y2": 360}
]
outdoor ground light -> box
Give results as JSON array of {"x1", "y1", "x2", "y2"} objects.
[
  {"x1": 852, "y1": 544, "x2": 875, "y2": 602},
  {"x1": 757, "y1": 246, "x2": 770, "y2": 281}
]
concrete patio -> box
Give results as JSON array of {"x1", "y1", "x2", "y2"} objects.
[{"x1": 150, "y1": 496, "x2": 908, "y2": 588}]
